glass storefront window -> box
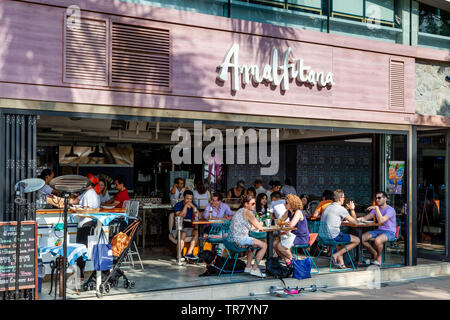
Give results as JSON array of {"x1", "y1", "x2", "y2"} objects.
[
  {"x1": 382, "y1": 134, "x2": 406, "y2": 266},
  {"x1": 417, "y1": 133, "x2": 447, "y2": 257},
  {"x1": 419, "y1": 2, "x2": 450, "y2": 37}
]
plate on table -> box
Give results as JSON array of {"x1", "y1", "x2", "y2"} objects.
[{"x1": 101, "y1": 205, "x2": 115, "y2": 209}]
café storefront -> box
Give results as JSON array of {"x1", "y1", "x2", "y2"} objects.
[{"x1": 0, "y1": 0, "x2": 448, "y2": 298}]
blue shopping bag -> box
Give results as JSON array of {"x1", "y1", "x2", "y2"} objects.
[
  {"x1": 292, "y1": 257, "x2": 312, "y2": 280},
  {"x1": 92, "y1": 229, "x2": 113, "y2": 271}
]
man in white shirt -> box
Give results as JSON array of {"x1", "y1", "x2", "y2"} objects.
[
  {"x1": 74, "y1": 174, "x2": 101, "y2": 243},
  {"x1": 170, "y1": 177, "x2": 187, "y2": 205},
  {"x1": 321, "y1": 189, "x2": 359, "y2": 268},
  {"x1": 269, "y1": 191, "x2": 286, "y2": 219}
]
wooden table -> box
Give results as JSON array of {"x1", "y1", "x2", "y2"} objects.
[
  {"x1": 341, "y1": 221, "x2": 379, "y2": 267},
  {"x1": 252, "y1": 225, "x2": 297, "y2": 259}
]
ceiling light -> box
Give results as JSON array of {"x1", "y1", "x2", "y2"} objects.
[
  {"x1": 64, "y1": 145, "x2": 79, "y2": 159},
  {"x1": 88, "y1": 145, "x2": 105, "y2": 158}
]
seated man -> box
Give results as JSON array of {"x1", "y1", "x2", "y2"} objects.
[
  {"x1": 320, "y1": 189, "x2": 360, "y2": 269},
  {"x1": 359, "y1": 191, "x2": 397, "y2": 266},
  {"x1": 269, "y1": 191, "x2": 286, "y2": 219},
  {"x1": 203, "y1": 192, "x2": 234, "y2": 221},
  {"x1": 173, "y1": 190, "x2": 200, "y2": 260},
  {"x1": 313, "y1": 189, "x2": 333, "y2": 218},
  {"x1": 101, "y1": 175, "x2": 129, "y2": 208},
  {"x1": 203, "y1": 193, "x2": 234, "y2": 256}
]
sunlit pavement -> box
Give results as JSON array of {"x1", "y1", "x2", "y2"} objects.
[{"x1": 240, "y1": 275, "x2": 450, "y2": 300}]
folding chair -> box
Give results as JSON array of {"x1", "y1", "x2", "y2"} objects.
[
  {"x1": 292, "y1": 233, "x2": 319, "y2": 273},
  {"x1": 314, "y1": 222, "x2": 355, "y2": 272},
  {"x1": 123, "y1": 200, "x2": 144, "y2": 271},
  {"x1": 381, "y1": 226, "x2": 403, "y2": 268},
  {"x1": 203, "y1": 221, "x2": 231, "y2": 256}
]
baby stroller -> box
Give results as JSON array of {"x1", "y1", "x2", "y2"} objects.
[{"x1": 82, "y1": 217, "x2": 141, "y2": 298}]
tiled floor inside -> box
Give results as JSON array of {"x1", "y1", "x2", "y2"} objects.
[{"x1": 36, "y1": 242, "x2": 438, "y2": 300}]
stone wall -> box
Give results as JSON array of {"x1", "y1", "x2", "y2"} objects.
[{"x1": 415, "y1": 60, "x2": 450, "y2": 117}]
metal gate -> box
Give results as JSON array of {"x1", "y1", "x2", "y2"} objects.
[{"x1": 0, "y1": 112, "x2": 37, "y2": 222}]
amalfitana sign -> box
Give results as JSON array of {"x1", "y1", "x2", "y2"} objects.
[{"x1": 217, "y1": 43, "x2": 335, "y2": 91}]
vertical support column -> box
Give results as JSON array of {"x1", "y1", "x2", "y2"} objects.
[
  {"x1": 0, "y1": 111, "x2": 4, "y2": 222},
  {"x1": 446, "y1": 129, "x2": 449, "y2": 261},
  {"x1": 32, "y1": 116, "x2": 37, "y2": 221},
  {"x1": 407, "y1": 125, "x2": 417, "y2": 266},
  {"x1": 5, "y1": 115, "x2": 11, "y2": 221},
  {"x1": 397, "y1": 0, "x2": 419, "y2": 46}
]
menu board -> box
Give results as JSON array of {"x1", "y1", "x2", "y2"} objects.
[{"x1": 0, "y1": 221, "x2": 37, "y2": 291}]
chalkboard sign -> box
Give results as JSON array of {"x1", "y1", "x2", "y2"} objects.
[{"x1": 0, "y1": 221, "x2": 37, "y2": 291}]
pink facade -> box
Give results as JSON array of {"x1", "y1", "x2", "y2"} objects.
[{"x1": 0, "y1": 0, "x2": 448, "y2": 126}]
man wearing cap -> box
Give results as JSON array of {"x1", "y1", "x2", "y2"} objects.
[{"x1": 72, "y1": 173, "x2": 101, "y2": 240}]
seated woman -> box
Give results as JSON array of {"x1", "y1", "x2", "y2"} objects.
[
  {"x1": 273, "y1": 194, "x2": 309, "y2": 266},
  {"x1": 254, "y1": 192, "x2": 268, "y2": 215},
  {"x1": 227, "y1": 180, "x2": 246, "y2": 200},
  {"x1": 193, "y1": 178, "x2": 210, "y2": 209},
  {"x1": 98, "y1": 178, "x2": 111, "y2": 203},
  {"x1": 229, "y1": 195, "x2": 267, "y2": 278}
]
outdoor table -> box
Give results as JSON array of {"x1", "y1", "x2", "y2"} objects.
[
  {"x1": 69, "y1": 211, "x2": 129, "y2": 296},
  {"x1": 340, "y1": 220, "x2": 379, "y2": 267},
  {"x1": 38, "y1": 243, "x2": 88, "y2": 266},
  {"x1": 251, "y1": 225, "x2": 297, "y2": 259}
]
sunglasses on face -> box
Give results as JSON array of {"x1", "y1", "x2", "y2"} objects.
[
  {"x1": 376, "y1": 196, "x2": 384, "y2": 200},
  {"x1": 249, "y1": 202, "x2": 256, "y2": 206}
]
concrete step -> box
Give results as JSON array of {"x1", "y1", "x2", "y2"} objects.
[{"x1": 77, "y1": 262, "x2": 450, "y2": 300}]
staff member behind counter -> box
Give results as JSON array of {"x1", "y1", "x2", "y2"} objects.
[{"x1": 37, "y1": 168, "x2": 60, "y2": 197}]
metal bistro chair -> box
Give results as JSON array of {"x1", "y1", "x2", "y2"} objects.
[
  {"x1": 292, "y1": 233, "x2": 320, "y2": 274},
  {"x1": 203, "y1": 220, "x2": 231, "y2": 257},
  {"x1": 380, "y1": 225, "x2": 403, "y2": 268},
  {"x1": 219, "y1": 233, "x2": 263, "y2": 282},
  {"x1": 306, "y1": 200, "x2": 320, "y2": 218},
  {"x1": 315, "y1": 222, "x2": 355, "y2": 272},
  {"x1": 122, "y1": 200, "x2": 144, "y2": 271}
]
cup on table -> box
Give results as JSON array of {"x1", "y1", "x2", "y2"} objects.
[{"x1": 278, "y1": 218, "x2": 283, "y2": 227}]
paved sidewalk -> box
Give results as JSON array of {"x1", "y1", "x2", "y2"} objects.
[{"x1": 242, "y1": 275, "x2": 450, "y2": 300}]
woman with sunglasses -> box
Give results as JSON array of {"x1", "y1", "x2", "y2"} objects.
[{"x1": 229, "y1": 195, "x2": 267, "y2": 277}]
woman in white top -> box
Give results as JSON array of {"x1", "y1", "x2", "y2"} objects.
[
  {"x1": 98, "y1": 178, "x2": 111, "y2": 203},
  {"x1": 193, "y1": 179, "x2": 210, "y2": 209}
]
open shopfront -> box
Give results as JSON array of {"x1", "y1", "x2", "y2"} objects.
[
  {"x1": 0, "y1": 0, "x2": 448, "y2": 299},
  {"x1": 1, "y1": 110, "x2": 420, "y2": 295}
]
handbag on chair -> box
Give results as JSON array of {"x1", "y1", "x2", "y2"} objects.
[{"x1": 111, "y1": 222, "x2": 139, "y2": 257}]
